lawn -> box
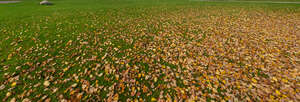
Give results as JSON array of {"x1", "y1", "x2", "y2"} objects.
[{"x1": 0, "y1": 0, "x2": 299, "y2": 101}]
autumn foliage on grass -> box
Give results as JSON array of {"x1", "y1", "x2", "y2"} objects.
[{"x1": 0, "y1": 5, "x2": 300, "y2": 102}]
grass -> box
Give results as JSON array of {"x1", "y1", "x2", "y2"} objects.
[{"x1": 0, "y1": 0, "x2": 300, "y2": 101}]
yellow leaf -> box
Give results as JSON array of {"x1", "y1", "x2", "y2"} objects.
[
  {"x1": 63, "y1": 68, "x2": 69, "y2": 72},
  {"x1": 248, "y1": 85, "x2": 253, "y2": 89},
  {"x1": 151, "y1": 97, "x2": 157, "y2": 102},
  {"x1": 170, "y1": 43, "x2": 176, "y2": 47},
  {"x1": 272, "y1": 77, "x2": 278, "y2": 82},
  {"x1": 83, "y1": 95, "x2": 88, "y2": 100},
  {"x1": 113, "y1": 94, "x2": 119, "y2": 101},
  {"x1": 282, "y1": 95, "x2": 287, "y2": 98},
  {"x1": 7, "y1": 53, "x2": 13, "y2": 60},
  {"x1": 216, "y1": 71, "x2": 220, "y2": 75},
  {"x1": 282, "y1": 79, "x2": 288, "y2": 83},
  {"x1": 212, "y1": 88, "x2": 217, "y2": 93},
  {"x1": 222, "y1": 80, "x2": 226, "y2": 84},
  {"x1": 276, "y1": 90, "x2": 281, "y2": 95},
  {"x1": 134, "y1": 99, "x2": 139, "y2": 102},
  {"x1": 167, "y1": 97, "x2": 172, "y2": 102},
  {"x1": 252, "y1": 78, "x2": 257, "y2": 83},
  {"x1": 237, "y1": 85, "x2": 240, "y2": 89},
  {"x1": 154, "y1": 77, "x2": 157, "y2": 82},
  {"x1": 181, "y1": 89, "x2": 185, "y2": 94},
  {"x1": 206, "y1": 79, "x2": 210, "y2": 83},
  {"x1": 142, "y1": 73, "x2": 145, "y2": 77},
  {"x1": 297, "y1": 51, "x2": 300, "y2": 56},
  {"x1": 6, "y1": 92, "x2": 11, "y2": 97},
  {"x1": 70, "y1": 90, "x2": 76, "y2": 95},
  {"x1": 220, "y1": 70, "x2": 225, "y2": 75},
  {"x1": 270, "y1": 95, "x2": 274, "y2": 99},
  {"x1": 11, "y1": 82, "x2": 17, "y2": 87},
  {"x1": 223, "y1": 96, "x2": 230, "y2": 101},
  {"x1": 162, "y1": 65, "x2": 166, "y2": 69}
]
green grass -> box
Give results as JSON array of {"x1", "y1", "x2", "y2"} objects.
[{"x1": 0, "y1": 0, "x2": 300, "y2": 101}]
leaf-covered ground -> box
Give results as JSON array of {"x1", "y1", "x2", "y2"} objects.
[{"x1": 0, "y1": 0, "x2": 300, "y2": 102}]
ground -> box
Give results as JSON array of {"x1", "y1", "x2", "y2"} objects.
[{"x1": 0, "y1": 0, "x2": 299, "y2": 102}]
